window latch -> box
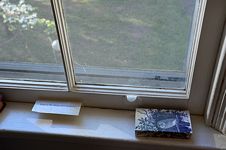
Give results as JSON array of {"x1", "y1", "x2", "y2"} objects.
[{"x1": 126, "y1": 95, "x2": 138, "y2": 102}]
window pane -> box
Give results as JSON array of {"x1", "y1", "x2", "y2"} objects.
[
  {"x1": 63, "y1": 0, "x2": 197, "y2": 89},
  {"x1": 0, "y1": 0, "x2": 65, "y2": 82}
]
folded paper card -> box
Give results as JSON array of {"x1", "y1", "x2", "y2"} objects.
[
  {"x1": 32, "y1": 100, "x2": 81, "y2": 116},
  {"x1": 135, "y1": 108, "x2": 192, "y2": 138}
]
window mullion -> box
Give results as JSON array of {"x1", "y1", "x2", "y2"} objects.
[{"x1": 51, "y1": 0, "x2": 77, "y2": 90}]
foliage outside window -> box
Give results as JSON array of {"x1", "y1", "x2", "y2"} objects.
[{"x1": 0, "y1": 0, "x2": 55, "y2": 38}]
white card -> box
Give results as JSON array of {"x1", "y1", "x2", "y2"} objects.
[{"x1": 32, "y1": 100, "x2": 81, "y2": 116}]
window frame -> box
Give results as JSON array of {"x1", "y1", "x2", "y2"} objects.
[
  {"x1": 51, "y1": 0, "x2": 207, "y2": 99},
  {"x1": 0, "y1": 0, "x2": 225, "y2": 115}
]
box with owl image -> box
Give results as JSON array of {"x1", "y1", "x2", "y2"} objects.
[{"x1": 135, "y1": 108, "x2": 192, "y2": 139}]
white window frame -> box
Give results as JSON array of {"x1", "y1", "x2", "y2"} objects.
[
  {"x1": 0, "y1": 0, "x2": 225, "y2": 115},
  {"x1": 52, "y1": 0, "x2": 207, "y2": 99}
]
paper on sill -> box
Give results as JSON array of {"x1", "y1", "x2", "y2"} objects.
[{"x1": 32, "y1": 100, "x2": 81, "y2": 116}]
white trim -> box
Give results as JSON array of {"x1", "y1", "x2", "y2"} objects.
[
  {"x1": 185, "y1": 0, "x2": 207, "y2": 98},
  {"x1": 204, "y1": 21, "x2": 226, "y2": 134},
  {"x1": 73, "y1": 84, "x2": 187, "y2": 99},
  {"x1": 205, "y1": 23, "x2": 226, "y2": 125},
  {"x1": 0, "y1": 79, "x2": 67, "y2": 91},
  {"x1": 51, "y1": 0, "x2": 76, "y2": 89}
]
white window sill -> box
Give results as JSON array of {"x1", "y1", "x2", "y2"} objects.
[{"x1": 0, "y1": 102, "x2": 226, "y2": 150}]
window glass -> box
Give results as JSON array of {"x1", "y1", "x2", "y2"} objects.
[
  {"x1": 0, "y1": 0, "x2": 65, "y2": 81},
  {"x1": 63, "y1": 0, "x2": 196, "y2": 89}
]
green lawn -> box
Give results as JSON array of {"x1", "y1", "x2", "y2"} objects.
[{"x1": 0, "y1": 0, "x2": 196, "y2": 71}]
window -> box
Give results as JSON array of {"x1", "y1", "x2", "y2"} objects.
[
  {"x1": 1, "y1": 0, "x2": 217, "y2": 114},
  {"x1": 53, "y1": 0, "x2": 206, "y2": 98},
  {"x1": 0, "y1": 0, "x2": 66, "y2": 89},
  {"x1": 64, "y1": 0, "x2": 195, "y2": 89}
]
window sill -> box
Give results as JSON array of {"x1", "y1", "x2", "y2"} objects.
[{"x1": 0, "y1": 102, "x2": 225, "y2": 150}]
